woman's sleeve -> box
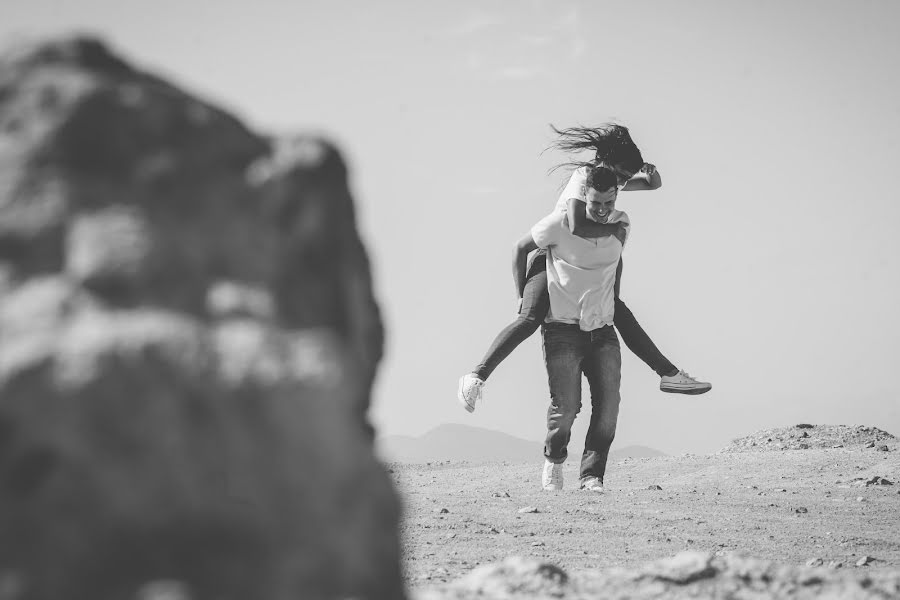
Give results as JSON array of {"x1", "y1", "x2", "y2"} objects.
[{"x1": 555, "y1": 166, "x2": 587, "y2": 212}]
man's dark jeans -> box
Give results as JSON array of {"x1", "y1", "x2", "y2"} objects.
[
  {"x1": 541, "y1": 322, "x2": 621, "y2": 482},
  {"x1": 474, "y1": 254, "x2": 676, "y2": 380}
]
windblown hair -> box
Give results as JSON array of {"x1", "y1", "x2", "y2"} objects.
[
  {"x1": 585, "y1": 165, "x2": 618, "y2": 192},
  {"x1": 548, "y1": 123, "x2": 644, "y2": 175}
]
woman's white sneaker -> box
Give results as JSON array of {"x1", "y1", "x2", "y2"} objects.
[
  {"x1": 542, "y1": 459, "x2": 564, "y2": 491},
  {"x1": 660, "y1": 370, "x2": 711, "y2": 395},
  {"x1": 457, "y1": 373, "x2": 485, "y2": 412}
]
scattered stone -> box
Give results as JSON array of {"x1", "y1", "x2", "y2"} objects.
[
  {"x1": 531, "y1": 541, "x2": 545, "y2": 547},
  {"x1": 855, "y1": 556, "x2": 874, "y2": 567},
  {"x1": 796, "y1": 424, "x2": 814, "y2": 429},
  {"x1": 856, "y1": 496, "x2": 865, "y2": 502},
  {"x1": 877, "y1": 445, "x2": 890, "y2": 452},
  {"x1": 805, "y1": 558, "x2": 824, "y2": 567},
  {"x1": 641, "y1": 551, "x2": 715, "y2": 584},
  {"x1": 439, "y1": 508, "x2": 450, "y2": 514},
  {"x1": 446, "y1": 533, "x2": 457, "y2": 539},
  {"x1": 794, "y1": 507, "x2": 808, "y2": 514},
  {"x1": 518, "y1": 506, "x2": 539, "y2": 514},
  {"x1": 828, "y1": 560, "x2": 844, "y2": 569},
  {"x1": 865, "y1": 441, "x2": 876, "y2": 448},
  {"x1": 864, "y1": 476, "x2": 893, "y2": 486},
  {"x1": 648, "y1": 484, "x2": 663, "y2": 491}
]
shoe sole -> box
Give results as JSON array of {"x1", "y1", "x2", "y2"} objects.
[
  {"x1": 660, "y1": 385, "x2": 712, "y2": 396},
  {"x1": 457, "y1": 378, "x2": 476, "y2": 413}
]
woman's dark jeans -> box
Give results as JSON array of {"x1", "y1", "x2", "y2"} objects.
[{"x1": 473, "y1": 252, "x2": 677, "y2": 380}]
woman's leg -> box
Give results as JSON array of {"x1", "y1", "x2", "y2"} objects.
[
  {"x1": 472, "y1": 252, "x2": 549, "y2": 380},
  {"x1": 612, "y1": 258, "x2": 678, "y2": 377},
  {"x1": 613, "y1": 258, "x2": 711, "y2": 394},
  {"x1": 614, "y1": 299, "x2": 678, "y2": 377}
]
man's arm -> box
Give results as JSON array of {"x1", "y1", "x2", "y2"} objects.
[
  {"x1": 512, "y1": 233, "x2": 539, "y2": 298},
  {"x1": 565, "y1": 198, "x2": 627, "y2": 243},
  {"x1": 620, "y1": 163, "x2": 662, "y2": 191}
]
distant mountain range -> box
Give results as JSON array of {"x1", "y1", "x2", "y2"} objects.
[{"x1": 376, "y1": 423, "x2": 665, "y2": 464}]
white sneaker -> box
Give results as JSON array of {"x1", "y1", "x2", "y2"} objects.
[
  {"x1": 660, "y1": 370, "x2": 711, "y2": 395},
  {"x1": 580, "y1": 476, "x2": 604, "y2": 492},
  {"x1": 457, "y1": 373, "x2": 484, "y2": 413},
  {"x1": 542, "y1": 459, "x2": 564, "y2": 491}
]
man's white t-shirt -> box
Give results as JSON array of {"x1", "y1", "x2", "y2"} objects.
[{"x1": 530, "y1": 209, "x2": 629, "y2": 331}]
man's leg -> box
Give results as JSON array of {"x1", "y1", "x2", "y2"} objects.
[
  {"x1": 579, "y1": 325, "x2": 622, "y2": 484},
  {"x1": 541, "y1": 323, "x2": 586, "y2": 486}
]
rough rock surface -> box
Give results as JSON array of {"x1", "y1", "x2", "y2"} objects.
[
  {"x1": 721, "y1": 424, "x2": 895, "y2": 453},
  {"x1": 0, "y1": 36, "x2": 400, "y2": 599},
  {"x1": 417, "y1": 551, "x2": 900, "y2": 599}
]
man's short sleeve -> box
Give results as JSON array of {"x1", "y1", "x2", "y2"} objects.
[
  {"x1": 531, "y1": 211, "x2": 565, "y2": 249},
  {"x1": 554, "y1": 166, "x2": 588, "y2": 212}
]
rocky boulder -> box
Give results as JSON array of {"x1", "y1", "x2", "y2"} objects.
[
  {"x1": 419, "y1": 552, "x2": 900, "y2": 600},
  {"x1": 0, "y1": 36, "x2": 399, "y2": 599}
]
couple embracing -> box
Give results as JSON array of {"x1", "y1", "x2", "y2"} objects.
[{"x1": 458, "y1": 124, "x2": 711, "y2": 492}]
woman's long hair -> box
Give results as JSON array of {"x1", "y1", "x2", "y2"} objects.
[{"x1": 547, "y1": 123, "x2": 644, "y2": 175}]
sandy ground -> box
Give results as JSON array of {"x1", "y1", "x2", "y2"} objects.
[{"x1": 390, "y1": 442, "x2": 900, "y2": 591}]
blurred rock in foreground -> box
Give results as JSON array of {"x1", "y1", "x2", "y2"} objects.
[
  {"x1": 419, "y1": 552, "x2": 900, "y2": 600},
  {"x1": 0, "y1": 35, "x2": 400, "y2": 599}
]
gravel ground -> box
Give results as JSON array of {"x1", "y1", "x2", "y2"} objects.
[{"x1": 389, "y1": 429, "x2": 899, "y2": 596}]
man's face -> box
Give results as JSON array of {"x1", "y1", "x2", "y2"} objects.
[{"x1": 584, "y1": 186, "x2": 617, "y2": 223}]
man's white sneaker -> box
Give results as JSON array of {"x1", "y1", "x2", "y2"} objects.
[
  {"x1": 580, "y1": 476, "x2": 604, "y2": 492},
  {"x1": 542, "y1": 459, "x2": 564, "y2": 491},
  {"x1": 660, "y1": 370, "x2": 711, "y2": 395},
  {"x1": 457, "y1": 373, "x2": 484, "y2": 413}
]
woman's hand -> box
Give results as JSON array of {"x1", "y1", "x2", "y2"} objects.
[{"x1": 640, "y1": 163, "x2": 657, "y2": 177}]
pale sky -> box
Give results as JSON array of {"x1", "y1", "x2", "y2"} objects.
[{"x1": 4, "y1": 0, "x2": 899, "y2": 454}]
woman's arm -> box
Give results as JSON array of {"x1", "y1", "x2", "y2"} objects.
[
  {"x1": 512, "y1": 233, "x2": 539, "y2": 298},
  {"x1": 566, "y1": 198, "x2": 626, "y2": 241},
  {"x1": 620, "y1": 163, "x2": 662, "y2": 191}
]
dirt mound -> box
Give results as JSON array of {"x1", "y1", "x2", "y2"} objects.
[
  {"x1": 418, "y1": 551, "x2": 900, "y2": 600},
  {"x1": 721, "y1": 424, "x2": 895, "y2": 453}
]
